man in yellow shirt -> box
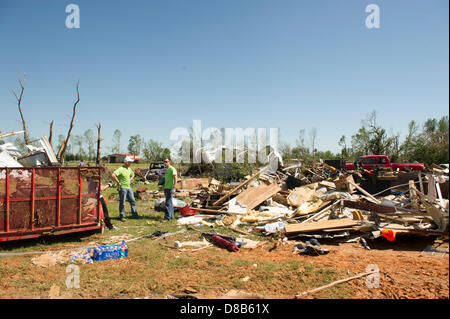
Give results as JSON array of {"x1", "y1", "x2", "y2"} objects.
[{"x1": 112, "y1": 157, "x2": 140, "y2": 221}]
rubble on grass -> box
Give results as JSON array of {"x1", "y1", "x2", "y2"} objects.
[{"x1": 150, "y1": 158, "x2": 448, "y2": 253}]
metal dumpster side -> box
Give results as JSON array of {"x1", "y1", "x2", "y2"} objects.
[{"x1": 0, "y1": 167, "x2": 104, "y2": 242}]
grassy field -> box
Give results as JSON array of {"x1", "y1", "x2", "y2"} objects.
[{"x1": 0, "y1": 168, "x2": 356, "y2": 299}]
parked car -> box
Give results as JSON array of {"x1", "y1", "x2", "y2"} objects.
[{"x1": 144, "y1": 162, "x2": 166, "y2": 180}]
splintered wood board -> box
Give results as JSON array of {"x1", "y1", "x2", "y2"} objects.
[
  {"x1": 235, "y1": 182, "x2": 281, "y2": 211},
  {"x1": 285, "y1": 218, "x2": 359, "y2": 234}
]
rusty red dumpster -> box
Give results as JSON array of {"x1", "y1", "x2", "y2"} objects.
[{"x1": 0, "y1": 167, "x2": 104, "y2": 242}]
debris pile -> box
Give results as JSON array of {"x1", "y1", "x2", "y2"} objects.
[
  {"x1": 0, "y1": 136, "x2": 58, "y2": 167},
  {"x1": 158, "y1": 159, "x2": 449, "y2": 248}
]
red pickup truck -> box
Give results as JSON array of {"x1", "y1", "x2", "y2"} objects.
[{"x1": 345, "y1": 155, "x2": 425, "y2": 171}]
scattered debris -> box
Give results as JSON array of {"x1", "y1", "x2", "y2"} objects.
[
  {"x1": 294, "y1": 239, "x2": 330, "y2": 256},
  {"x1": 3, "y1": 145, "x2": 449, "y2": 299},
  {"x1": 177, "y1": 216, "x2": 204, "y2": 226},
  {"x1": 31, "y1": 248, "x2": 93, "y2": 267},
  {"x1": 31, "y1": 252, "x2": 68, "y2": 267},
  {"x1": 201, "y1": 232, "x2": 239, "y2": 252},
  {"x1": 0, "y1": 136, "x2": 57, "y2": 167},
  {"x1": 156, "y1": 158, "x2": 448, "y2": 250}
]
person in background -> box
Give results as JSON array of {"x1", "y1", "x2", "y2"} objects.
[
  {"x1": 112, "y1": 157, "x2": 140, "y2": 221},
  {"x1": 87, "y1": 172, "x2": 117, "y2": 230},
  {"x1": 99, "y1": 183, "x2": 117, "y2": 230},
  {"x1": 162, "y1": 157, "x2": 177, "y2": 221}
]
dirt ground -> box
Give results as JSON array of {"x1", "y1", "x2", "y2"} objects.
[
  {"x1": 0, "y1": 234, "x2": 448, "y2": 299},
  {"x1": 270, "y1": 238, "x2": 446, "y2": 299},
  {"x1": 187, "y1": 235, "x2": 449, "y2": 299},
  {"x1": 1, "y1": 199, "x2": 448, "y2": 300}
]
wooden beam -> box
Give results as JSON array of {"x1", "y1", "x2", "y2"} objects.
[
  {"x1": 321, "y1": 161, "x2": 336, "y2": 172},
  {"x1": 409, "y1": 180, "x2": 419, "y2": 210},
  {"x1": 349, "y1": 181, "x2": 381, "y2": 204},
  {"x1": 295, "y1": 271, "x2": 377, "y2": 298},
  {"x1": 418, "y1": 173, "x2": 424, "y2": 194}
]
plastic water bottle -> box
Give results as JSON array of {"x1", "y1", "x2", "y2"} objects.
[{"x1": 120, "y1": 241, "x2": 126, "y2": 258}]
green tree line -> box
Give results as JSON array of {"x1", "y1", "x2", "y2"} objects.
[
  {"x1": 281, "y1": 111, "x2": 448, "y2": 165},
  {"x1": 7, "y1": 111, "x2": 443, "y2": 165}
]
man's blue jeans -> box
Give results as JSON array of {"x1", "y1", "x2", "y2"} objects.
[
  {"x1": 118, "y1": 188, "x2": 138, "y2": 218},
  {"x1": 164, "y1": 188, "x2": 174, "y2": 220}
]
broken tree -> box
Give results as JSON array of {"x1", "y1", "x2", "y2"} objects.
[{"x1": 58, "y1": 80, "x2": 80, "y2": 164}]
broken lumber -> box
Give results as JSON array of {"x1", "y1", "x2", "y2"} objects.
[
  {"x1": 418, "y1": 173, "x2": 424, "y2": 193},
  {"x1": 409, "y1": 180, "x2": 420, "y2": 209},
  {"x1": 321, "y1": 161, "x2": 337, "y2": 172},
  {"x1": 349, "y1": 181, "x2": 381, "y2": 204},
  {"x1": 295, "y1": 270, "x2": 377, "y2": 298},
  {"x1": 212, "y1": 166, "x2": 268, "y2": 206},
  {"x1": 229, "y1": 227, "x2": 251, "y2": 235},
  {"x1": 301, "y1": 200, "x2": 341, "y2": 223},
  {"x1": 155, "y1": 228, "x2": 187, "y2": 241}
]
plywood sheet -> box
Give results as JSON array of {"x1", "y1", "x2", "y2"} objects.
[
  {"x1": 285, "y1": 218, "x2": 359, "y2": 234},
  {"x1": 235, "y1": 182, "x2": 281, "y2": 211}
]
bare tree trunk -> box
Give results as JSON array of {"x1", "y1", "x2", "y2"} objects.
[
  {"x1": 96, "y1": 122, "x2": 102, "y2": 165},
  {"x1": 12, "y1": 74, "x2": 30, "y2": 145},
  {"x1": 59, "y1": 81, "x2": 80, "y2": 164},
  {"x1": 0, "y1": 130, "x2": 25, "y2": 139},
  {"x1": 49, "y1": 120, "x2": 54, "y2": 146},
  {"x1": 310, "y1": 127, "x2": 317, "y2": 157},
  {"x1": 57, "y1": 139, "x2": 66, "y2": 162}
]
